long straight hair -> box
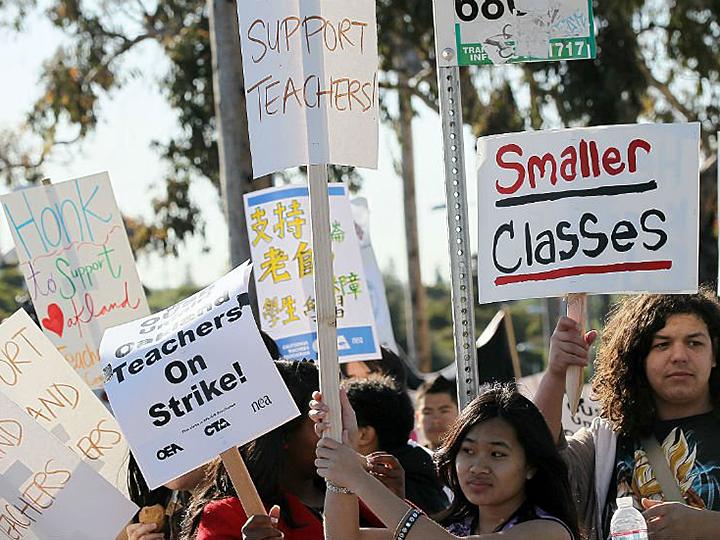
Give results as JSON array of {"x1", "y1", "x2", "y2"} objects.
[{"x1": 435, "y1": 383, "x2": 582, "y2": 539}]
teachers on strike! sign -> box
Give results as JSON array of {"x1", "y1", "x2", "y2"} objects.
[
  {"x1": 0, "y1": 172, "x2": 150, "y2": 389},
  {"x1": 477, "y1": 123, "x2": 700, "y2": 303},
  {"x1": 237, "y1": 0, "x2": 379, "y2": 177},
  {"x1": 100, "y1": 262, "x2": 300, "y2": 489}
]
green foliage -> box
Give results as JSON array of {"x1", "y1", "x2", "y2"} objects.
[
  {"x1": 146, "y1": 283, "x2": 201, "y2": 313},
  {"x1": 0, "y1": 267, "x2": 27, "y2": 320}
]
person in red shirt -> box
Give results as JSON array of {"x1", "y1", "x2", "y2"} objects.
[{"x1": 179, "y1": 360, "x2": 385, "y2": 540}]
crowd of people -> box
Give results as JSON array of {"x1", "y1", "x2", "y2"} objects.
[{"x1": 120, "y1": 290, "x2": 720, "y2": 540}]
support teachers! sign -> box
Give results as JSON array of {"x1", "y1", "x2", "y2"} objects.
[
  {"x1": 1, "y1": 172, "x2": 150, "y2": 388},
  {"x1": 476, "y1": 123, "x2": 700, "y2": 303}
]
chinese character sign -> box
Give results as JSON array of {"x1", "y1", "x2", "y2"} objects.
[
  {"x1": 1, "y1": 172, "x2": 150, "y2": 389},
  {"x1": 433, "y1": 0, "x2": 596, "y2": 66},
  {"x1": 237, "y1": 0, "x2": 379, "y2": 177},
  {"x1": 0, "y1": 392, "x2": 137, "y2": 540},
  {"x1": 245, "y1": 184, "x2": 381, "y2": 362},
  {"x1": 477, "y1": 123, "x2": 699, "y2": 303}
]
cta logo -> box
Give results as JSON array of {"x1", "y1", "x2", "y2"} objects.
[
  {"x1": 156, "y1": 443, "x2": 184, "y2": 461},
  {"x1": 204, "y1": 418, "x2": 231, "y2": 437}
]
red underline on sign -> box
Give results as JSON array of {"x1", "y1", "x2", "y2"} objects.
[{"x1": 494, "y1": 260, "x2": 673, "y2": 286}]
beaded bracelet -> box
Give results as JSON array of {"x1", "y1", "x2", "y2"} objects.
[
  {"x1": 393, "y1": 508, "x2": 422, "y2": 540},
  {"x1": 325, "y1": 481, "x2": 354, "y2": 495}
]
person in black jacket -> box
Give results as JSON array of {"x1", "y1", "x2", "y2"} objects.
[{"x1": 345, "y1": 375, "x2": 450, "y2": 515}]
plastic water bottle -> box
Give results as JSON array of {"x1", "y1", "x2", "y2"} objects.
[{"x1": 610, "y1": 497, "x2": 648, "y2": 539}]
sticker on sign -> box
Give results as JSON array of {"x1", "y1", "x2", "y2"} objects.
[{"x1": 433, "y1": 0, "x2": 596, "y2": 66}]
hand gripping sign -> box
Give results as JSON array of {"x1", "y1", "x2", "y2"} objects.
[
  {"x1": 0, "y1": 172, "x2": 150, "y2": 389},
  {"x1": 477, "y1": 122, "x2": 700, "y2": 408},
  {"x1": 0, "y1": 391, "x2": 137, "y2": 540},
  {"x1": 101, "y1": 262, "x2": 300, "y2": 495},
  {"x1": 0, "y1": 310, "x2": 128, "y2": 493}
]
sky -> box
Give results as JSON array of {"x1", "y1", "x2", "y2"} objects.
[{"x1": 0, "y1": 14, "x2": 480, "y2": 291}]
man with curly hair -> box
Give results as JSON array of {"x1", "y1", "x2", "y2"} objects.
[{"x1": 534, "y1": 290, "x2": 720, "y2": 540}]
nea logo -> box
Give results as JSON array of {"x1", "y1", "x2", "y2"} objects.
[
  {"x1": 204, "y1": 418, "x2": 231, "y2": 437},
  {"x1": 156, "y1": 443, "x2": 184, "y2": 461}
]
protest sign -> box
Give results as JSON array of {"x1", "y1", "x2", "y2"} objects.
[
  {"x1": 477, "y1": 122, "x2": 700, "y2": 304},
  {"x1": 244, "y1": 184, "x2": 380, "y2": 362},
  {"x1": 1, "y1": 172, "x2": 150, "y2": 389},
  {"x1": 0, "y1": 309, "x2": 128, "y2": 491},
  {"x1": 237, "y1": 0, "x2": 379, "y2": 177},
  {"x1": 101, "y1": 261, "x2": 300, "y2": 490},
  {"x1": 0, "y1": 391, "x2": 136, "y2": 540},
  {"x1": 433, "y1": 0, "x2": 596, "y2": 66}
]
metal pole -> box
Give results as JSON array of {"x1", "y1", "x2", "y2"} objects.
[{"x1": 437, "y1": 64, "x2": 479, "y2": 410}]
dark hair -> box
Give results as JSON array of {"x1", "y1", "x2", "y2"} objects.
[
  {"x1": 345, "y1": 375, "x2": 414, "y2": 451},
  {"x1": 593, "y1": 289, "x2": 720, "y2": 438},
  {"x1": 416, "y1": 375, "x2": 457, "y2": 406},
  {"x1": 127, "y1": 452, "x2": 172, "y2": 528},
  {"x1": 340, "y1": 347, "x2": 409, "y2": 390},
  {"x1": 435, "y1": 383, "x2": 581, "y2": 539},
  {"x1": 180, "y1": 360, "x2": 319, "y2": 538}
]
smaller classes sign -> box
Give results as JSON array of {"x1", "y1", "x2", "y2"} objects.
[{"x1": 433, "y1": 0, "x2": 596, "y2": 67}]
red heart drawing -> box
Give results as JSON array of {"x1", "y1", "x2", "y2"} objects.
[{"x1": 42, "y1": 303, "x2": 65, "y2": 338}]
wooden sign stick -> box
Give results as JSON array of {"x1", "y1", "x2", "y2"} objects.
[
  {"x1": 220, "y1": 447, "x2": 266, "y2": 516},
  {"x1": 565, "y1": 293, "x2": 587, "y2": 415},
  {"x1": 308, "y1": 164, "x2": 342, "y2": 441}
]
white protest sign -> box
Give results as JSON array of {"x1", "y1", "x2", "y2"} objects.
[
  {"x1": 0, "y1": 392, "x2": 136, "y2": 540},
  {"x1": 101, "y1": 262, "x2": 300, "y2": 489},
  {"x1": 0, "y1": 310, "x2": 128, "y2": 492},
  {"x1": 244, "y1": 184, "x2": 380, "y2": 362},
  {"x1": 477, "y1": 123, "x2": 700, "y2": 303},
  {"x1": 1, "y1": 172, "x2": 150, "y2": 389},
  {"x1": 433, "y1": 0, "x2": 596, "y2": 66},
  {"x1": 518, "y1": 371, "x2": 599, "y2": 435},
  {"x1": 237, "y1": 0, "x2": 379, "y2": 177}
]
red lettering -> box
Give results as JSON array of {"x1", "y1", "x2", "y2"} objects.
[
  {"x1": 495, "y1": 144, "x2": 525, "y2": 195},
  {"x1": 628, "y1": 139, "x2": 652, "y2": 172}
]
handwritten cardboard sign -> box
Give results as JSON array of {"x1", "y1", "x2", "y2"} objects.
[
  {"x1": 477, "y1": 123, "x2": 700, "y2": 303},
  {"x1": 237, "y1": 0, "x2": 379, "y2": 177},
  {"x1": 244, "y1": 184, "x2": 380, "y2": 362},
  {"x1": 433, "y1": 0, "x2": 596, "y2": 66},
  {"x1": 1, "y1": 172, "x2": 150, "y2": 389},
  {"x1": 101, "y1": 262, "x2": 300, "y2": 489},
  {"x1": 0, "y1": 310, "x2": 128, "y2": 492},
  {"x1": 0, "y1": 391, "x2": 136, "y2": 540}
]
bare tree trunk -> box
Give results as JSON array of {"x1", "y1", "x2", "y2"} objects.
[
  {"x1": 398, "y1": 78, "x2": 432, "y2": 372},
  {"x1": 208, "y1": 0, "x2": 270, "y2": 269}
]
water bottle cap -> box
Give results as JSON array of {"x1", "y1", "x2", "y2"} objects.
[{"x1": 616, "y1": 497, "x2": 633, "y2": 508}]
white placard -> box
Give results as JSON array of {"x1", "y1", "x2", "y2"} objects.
[
  {"x1": 0, "y1": 310, "x2": 128, "y2": 492},
  {"x1": 433, "y1": 0, "x2": 595, "y2": 66},
  {"x1": 244, "y1": 184, "x2": 380, "y2": 362},
  {"x1": 237, "y1": 0, "x2": 379, "y2": 177},
  {"x1": 101, "y1": 262, "x2": 300, "y2": 490},
  {"x1": 1, "y1": 172, "x2": 150, "y2": 389},
  {"x1": 477, "y1": 123, "x2": 700, "y2": 303},
  {"x1": 0, "y1": 392, "x2": 136, "y2": 540}
]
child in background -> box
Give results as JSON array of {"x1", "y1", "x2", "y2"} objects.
[{"x1": 314, "y1": 383, "x2": 582, "y2": 540}]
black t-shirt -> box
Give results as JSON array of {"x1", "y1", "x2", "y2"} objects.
[{"x1": 603, "y1": 412, "x2": 720, "y2": 533}]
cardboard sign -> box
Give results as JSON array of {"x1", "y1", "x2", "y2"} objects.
[
  {"x1": 244, "y1": 184, "x2": 380, "y2": 362},
  {"x1": 101, "y1": 262, "x2": 300, "y2": 490},
  {"x1": 477, "y1": 123, "x2": 700, "y2": 303},
  {"x1": 0, "y1": 392, "x2": 136, "y2": 540},
  {"x1": 0, "y1": 310, "x2": 128, "y2": 492},
  {"x1": 433, "y1": 0, "x2": 596, "y2": 66},
  {"x1": 1, "y1": 172, "x2": 150, "y2": 389},
  {"x1": 237, "y1": 0, "x2": 379, "y2": 177}
]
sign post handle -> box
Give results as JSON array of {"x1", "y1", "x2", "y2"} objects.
[
  {"x1": 308, "y1": 164, "x2": 342, "y2": 441},
  {"x1": 565, "y1": 293, "x2": 587, "y2": 415},
  {"x1": 220, "y1": 447, "x2": 266, "y2": 516},
  {"x1": 438, "y1": 64, "x2": 479, "y2": 410}
]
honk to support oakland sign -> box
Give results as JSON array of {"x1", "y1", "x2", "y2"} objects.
[
  {"x1": 476, "y1": 122, "x2": 700, "y2": 303},
  {"x1": 100, "y1": 262, "x2": 299, "y2": 489},
  {"x1": 1, "y1": 172, "x2": 150, "y2": 389}
]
